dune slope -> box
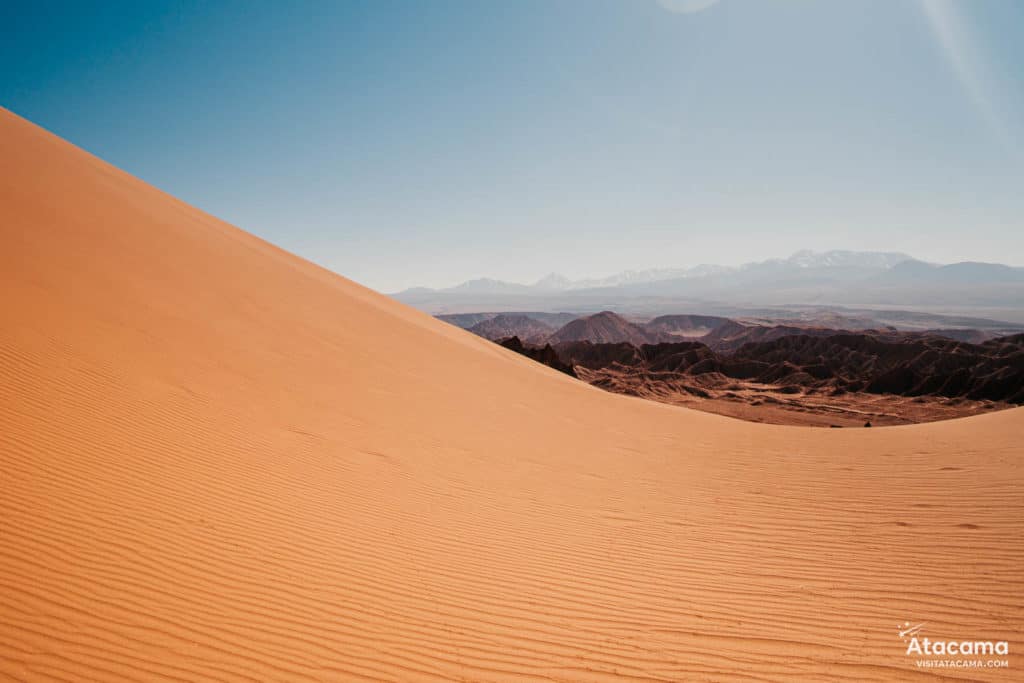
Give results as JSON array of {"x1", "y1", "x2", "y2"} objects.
[{"x1": 1, "y1": 107, "x2": 1021, "y2": 681}]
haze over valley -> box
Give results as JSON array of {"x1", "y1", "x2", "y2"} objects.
[{"x1": 396, "y1": 250, "x2": 1024, "y2": 323}]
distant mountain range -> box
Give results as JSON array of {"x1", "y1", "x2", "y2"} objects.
[
  {"x1": 406, "y1": 250, "x2": 918, "y2": 295},
  {"x1": 394, "y1": 250, "x2": 1024, "y2": 322}
]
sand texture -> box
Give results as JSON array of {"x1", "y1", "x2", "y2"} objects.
[{"x1": 1, "y1": 107, "x2": 1022, "y2": 681}]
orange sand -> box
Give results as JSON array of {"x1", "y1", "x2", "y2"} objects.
[{"x1": 1, "y1": 107, "x2": 1021, "y2": 681}]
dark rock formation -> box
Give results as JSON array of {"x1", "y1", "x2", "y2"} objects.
[{"x1": 497, "y1": 337, "x2": 577, "y2": 378}]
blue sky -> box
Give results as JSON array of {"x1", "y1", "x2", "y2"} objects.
[{"x1": 3, "y1": 0, "x2": 1023, "y2": 291}]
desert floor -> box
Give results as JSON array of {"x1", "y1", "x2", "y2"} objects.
[{"x1": 576, "y1": 366, "x2": 1011, "y2": 427}]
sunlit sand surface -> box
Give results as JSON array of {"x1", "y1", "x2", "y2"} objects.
[{"x1": 1, "y1": 108, "x2": 1021, "y2": 680}]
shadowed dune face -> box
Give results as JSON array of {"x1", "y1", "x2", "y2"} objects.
[{"x1": 1, "y1": 107, "x2": 1022, "y2": 681}]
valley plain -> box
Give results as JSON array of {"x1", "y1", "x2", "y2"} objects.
[{"x1": 450, "y1": 311, "x2": 1023, "y2": 426}]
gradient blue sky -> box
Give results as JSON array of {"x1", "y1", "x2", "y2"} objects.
[{"x1": 3, "y1": 0, "x2": 1023, "y2": 291}]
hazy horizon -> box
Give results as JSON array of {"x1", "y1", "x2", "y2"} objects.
[
  {"x1": 4, "y1": 0, "x2": 1023, "y2": 291},
  {"x1": 395, "y1": 247, "x2": 1024, "y2": 292}
]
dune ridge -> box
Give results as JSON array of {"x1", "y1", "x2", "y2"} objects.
[{"x1": 1, "y1": 107, "x2": 1022, "y2": 681}]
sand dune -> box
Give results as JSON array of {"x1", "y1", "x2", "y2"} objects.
[{"x1": 1, "y1": 107, "x2": 1021, "y2": 681}]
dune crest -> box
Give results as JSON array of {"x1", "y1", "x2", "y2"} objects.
[{"x1": 1, "y1": 107, "x2": 1021, "y2": 680}]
